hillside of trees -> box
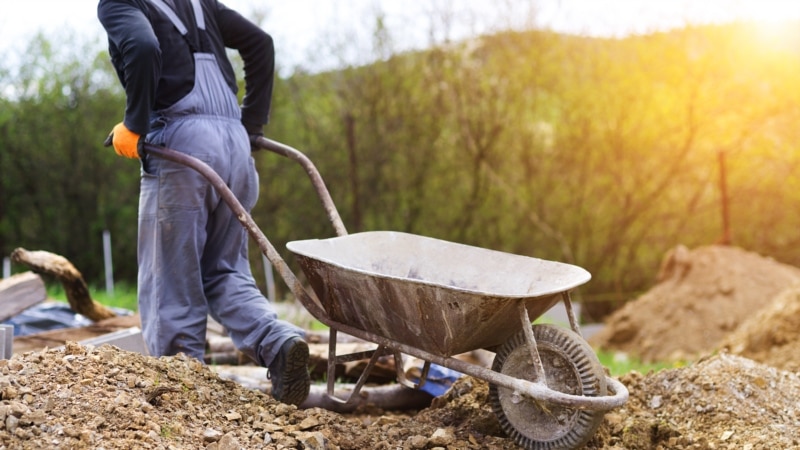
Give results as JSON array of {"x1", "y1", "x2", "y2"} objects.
[{"x1": 2, "y1": 21, "x2": 799, "y2": 319}]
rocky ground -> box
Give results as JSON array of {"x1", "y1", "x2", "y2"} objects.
[
  {"x1": 1, "y1": 343, "x2": 798, "y2": 449},
  {"x1": 2, "y1": 244, "x2": 800, "y2": 449}
]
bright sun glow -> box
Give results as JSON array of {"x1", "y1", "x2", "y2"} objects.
[{"x1": 749, "y1": 20, "x2": 800, "y2": 53}]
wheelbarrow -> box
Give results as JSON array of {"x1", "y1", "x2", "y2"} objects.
[{"x1": 139, "y1": 137, "x2": 628, "y2": 450}]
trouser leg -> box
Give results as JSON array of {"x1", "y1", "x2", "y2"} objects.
[
  {"x1": 200, "y1": 123, "x2": 304, "y2": 367},
  {"x1": 137, "y1": 136, "x2": 210, "y2": 360},
  {"x1": 138, "y1": 116, "x2": 302, "y2": 366}
]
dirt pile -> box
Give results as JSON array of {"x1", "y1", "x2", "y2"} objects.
[
  {"x1": 589, "y1": 244, "x2": 800, "y2": 362},
  {"x1": 0, "y1": 342, "x2": 517, "y2": 450},
  {"x1": 2, "y1": 343, "x2": 799, "y2": 449},
  {"x1": 587, "y1": 352, "x2": 800, "y2": 449},
  {"x1": 720, "y1": 285, "x2": 800, "y2": 372}
]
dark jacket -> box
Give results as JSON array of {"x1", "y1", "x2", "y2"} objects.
[{"x1": 97, "y1": 0, "x2": 274, "y2": 135}]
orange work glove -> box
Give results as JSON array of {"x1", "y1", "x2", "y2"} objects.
[{"x1": 105, "y1": 122, "x2": 141, "y2": 159}]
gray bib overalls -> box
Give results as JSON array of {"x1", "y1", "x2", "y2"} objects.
[{"x1": 137, "y1": 0, "x2": 302, "y2": 365}]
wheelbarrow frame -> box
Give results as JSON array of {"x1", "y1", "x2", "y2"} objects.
[{"x1": 140, "y1": 138, "x2": 628, "y2": 413}]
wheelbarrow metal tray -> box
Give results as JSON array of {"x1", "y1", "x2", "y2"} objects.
[{"x1": 287, "y1": 231, "x2": 591, "y2": 357}]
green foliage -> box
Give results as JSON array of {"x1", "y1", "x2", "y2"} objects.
[
  {"x1": 266, "y1": 23, "x2": 800, "y2": 320},
  {"x1": 1, "y1": 31, "x2": 137, "y2": 285},
  {"x1": 4, "y1": 21, "x2": 800, "y2": 325}
]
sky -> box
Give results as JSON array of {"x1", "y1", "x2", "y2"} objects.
[{"x1": 2, "y1": 0, "x2": 800, "y2": 73}]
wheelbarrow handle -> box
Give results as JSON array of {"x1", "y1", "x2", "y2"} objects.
[{"x1": 250, "y1": 136, "x2": 348, "y2": 237}]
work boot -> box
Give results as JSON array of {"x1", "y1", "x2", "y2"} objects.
[{"x1": 267, "y1": 337, "x2": 310, "y2": 406}]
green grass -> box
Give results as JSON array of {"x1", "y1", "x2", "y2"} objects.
[
  {"x1": 46, "y1": 283, "x2": 138, "y2": 312},
  {"x1": 596, "y1": 349, "x2": 685, "y2": 376}
]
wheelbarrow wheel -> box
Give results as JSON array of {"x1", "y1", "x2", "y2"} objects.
[{"x1": 489, "y1": 324, "x2": 607, "y2": 450}]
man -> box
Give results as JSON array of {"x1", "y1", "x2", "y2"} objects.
[{"x1": 98, "y1": 0, "x2": 310, "y2": 406}]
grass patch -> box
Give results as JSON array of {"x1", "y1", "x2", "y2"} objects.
[
  {"x1": 596, "y1": 349, "x2": 684, "y2": 376},
  {"x1": 46, "y1": 283, "x2": 138, "y2": 312}
]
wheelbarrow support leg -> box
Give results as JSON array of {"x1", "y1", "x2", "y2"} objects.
[
  {"x1": 326, "y1": 327, "x2": 392, "y2": 404},
  {"x1": 518, "y1": 301, "x2": 547, "y2": 384},
  {"x1": 393, "y1": 352, "x2": 431, "y2": 391},
  {"x1": 561, "y1": 291, "x2": 583, "y2": 337}
]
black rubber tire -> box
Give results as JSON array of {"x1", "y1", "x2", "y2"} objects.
[{"x1": 489, "y1": 324, "x2": 607, "y2": 450}]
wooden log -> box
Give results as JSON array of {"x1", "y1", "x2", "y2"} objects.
[
  {"x1": 300, "y1": 383, "x2": 433, "y2": 413},
  {"x1": 0, "y1": 272, "x2": 47, "y2": 322},
  {"x1": 206, "y1": 335, "x2": 238, "y2": 354},
  {"x1": 204, "y1": 335, "x2": 254, "y2": 365},
  {"x1": 304, "y1": 329, "x2": 370, "y2": 344},
  {"x1": 10, "y1": 248, "x2": 116, "y2": 322},
  {"x1": 210, "y1": 365, "x2": 433, "y2": 413}
]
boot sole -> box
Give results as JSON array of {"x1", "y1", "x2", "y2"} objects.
[{"x1": 273, "y1": 340, "x2": 310, "y2": 406}]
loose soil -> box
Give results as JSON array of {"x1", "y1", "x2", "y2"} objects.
[
  {"x1": 589, "y1": 244, "x2": 800, "y2": 362},
  {"x1": 720, "y1": 284, "x2": 800, "y2": 372},
  {"x1": 1, "y1": 344, "x2": 799, "y2": 449},
  {"x1": 3, "y1": 243, "x2": 800, "y2": 449}
]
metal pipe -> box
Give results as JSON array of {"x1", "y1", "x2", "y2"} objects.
[
  {"x1": 518, "y1": 301, "x2": 546, "y2": 383},
  {"x1": 561, "y1": 291, "x2": 582, "y2": 336}
]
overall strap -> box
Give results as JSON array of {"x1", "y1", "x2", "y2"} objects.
[
  {"x1": 190, "y1": 0, "x2": 206, "y2": 30},
  {"x1": 147, "y1": 0, "x2": 207, "y2": 49}
]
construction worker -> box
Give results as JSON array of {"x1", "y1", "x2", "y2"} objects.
[{"x1": 97, "y1": 0, "x2": 310, "y2": 406}]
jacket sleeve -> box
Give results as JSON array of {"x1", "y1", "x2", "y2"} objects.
[
  {"x1": 215, "y1": 2, "x2": 275, "y2": 134},
  {"x1": 97, "y1": 0, "x2": 161, "y2": 135}
]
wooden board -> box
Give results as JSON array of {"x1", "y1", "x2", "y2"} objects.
[
  {"x1": 0, "y1": 272, "x2": 46, "y2": 322},
  {"x1": 10, "y1": 314, "x2": 142, "y2": 355}
]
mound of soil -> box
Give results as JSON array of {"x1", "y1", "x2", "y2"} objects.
[
  {"x1": 0, "y1": 342, "x2": 517, "y2": 450},
  {"x1": 588, "y1": 352, "x2": 800, "y2": 449},
  {"x1": 721, "y1": 285, "x2": 800, "y2": 372},
  {"x1": 589, "y1": 244, "x2": 800, "y2": 362},
  {"x1": 2, "y1": 342, "x2": 799, "y2": 449}
]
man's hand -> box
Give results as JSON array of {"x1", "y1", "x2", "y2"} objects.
[
  {"x1": 249, "y1": 133, "x2": 264, "y2": 151},
  {"x1": 105, "y1": 122, "x2": 141, "y2": 159}
]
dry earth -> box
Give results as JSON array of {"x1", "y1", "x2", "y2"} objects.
[
  {"x1": 3, "y1": 244, "x2": 800, "y2": 449},
  {"x1": 1, "y1": 343, "x2": 799, "y2": 449},
  {"x1": 590, "y1": 244, "x2": 800, "y2": 363},
  {"x1": 720, "y1": 284, "x2": 800, "y2": 372}
]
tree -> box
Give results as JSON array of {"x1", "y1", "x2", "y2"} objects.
[{"x1": 0, "y1": 33, "x2": 136, "y2": 285}]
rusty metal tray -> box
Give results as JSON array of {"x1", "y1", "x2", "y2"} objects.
[{"x1": 287, "y1": 231, "x2": 591, "y2": 357}]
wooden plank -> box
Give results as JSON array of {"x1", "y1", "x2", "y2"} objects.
[
  {"x1": 10, "y1": 314, "x2": 142, "y2": 355},
  {"x1": 0, "y1": 272, "x2": 47, "y2": 322},
  {"x1": 79, "y1": 327, "x2": 148, "y2": 355}
]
